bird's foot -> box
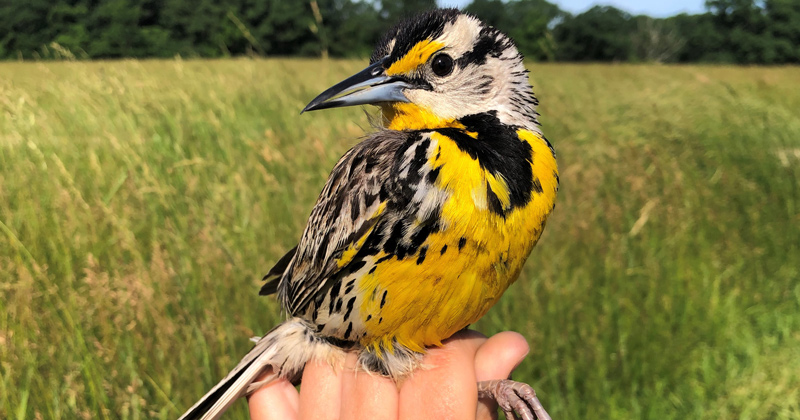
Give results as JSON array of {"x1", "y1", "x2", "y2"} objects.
[{"x1": 477, "y1": 379, "x2": 551, "y2": 420}]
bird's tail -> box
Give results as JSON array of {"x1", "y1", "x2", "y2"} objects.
[{"x1": 178, "y1": 318, "x2": 322, "y2": 420}]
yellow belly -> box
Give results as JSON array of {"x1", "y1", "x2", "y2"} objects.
[{"x1": 357, "y1": 129, "x2": 558, "y2": 353}]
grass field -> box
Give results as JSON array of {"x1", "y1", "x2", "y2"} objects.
[{"x1": 1, "y1": 58, "x2": 799, "y2": 420}]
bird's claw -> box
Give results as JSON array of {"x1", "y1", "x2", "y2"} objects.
[{"x1": 477, "y1": 379, "x2": 551, "y2": 420}]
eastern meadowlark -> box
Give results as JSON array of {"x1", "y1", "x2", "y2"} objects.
[{"x1": 181, "y1": 8, "x2": 558, "y2": 420}]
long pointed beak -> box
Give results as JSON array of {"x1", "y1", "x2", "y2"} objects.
[{"x1": 302, "y1": 58, "x2": 411, "y2": 113}]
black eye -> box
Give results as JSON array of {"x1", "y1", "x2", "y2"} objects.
[{"x1": 431, "y1": 54, "x2": 454, "y2": 77}]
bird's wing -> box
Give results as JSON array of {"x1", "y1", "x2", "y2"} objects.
[
  {"x1": 260, "y1": 246, "x2": 297, "y2": 296},
  {"x1": 269, "y1": 130, "x2": 429, "y2": 316}
]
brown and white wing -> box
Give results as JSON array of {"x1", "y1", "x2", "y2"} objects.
[{"x1": 263, "y1": 130, "x2": 413, "y2": 316}]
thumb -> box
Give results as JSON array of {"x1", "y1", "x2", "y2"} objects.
[
  {"x1": 248, "y1": 376, "x2": 299, "y2": 420},
  {"x1": 473, "y1": 332, "x2": 530, "y2": 420}
]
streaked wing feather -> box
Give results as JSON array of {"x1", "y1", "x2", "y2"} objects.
[
  {"x1": 260, "y1": 245, "x2": 298, "y2": 296},
  {"x1": 277, "y1": 131, "x2": 412, "y2": 316}
]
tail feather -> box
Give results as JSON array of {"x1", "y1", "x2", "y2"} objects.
[
  {"x1": 179, "y1": 319, "x2": 319, "y2": 420},
  {"x1": 179, "y1": 335, "x2": 279, "y2": 419}
]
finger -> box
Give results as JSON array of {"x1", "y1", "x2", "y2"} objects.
[
  {"x1": 340, "y1": 350, "x2": 399, "y2": 420},
  {"x1": 249, "y1": 372, "x2": 300, "y2": 420},
  {"x1": 475, "y1": 331, "x2": 529, "y2": 381},
  {"x1": 399, "y1": 330, "x2": 487, "y2": 420},
  {"x1": 299, "y1": 358, "x2": 343, "y2": 420},
  {"x1": 474, "y1": 332, "x2": 530, "y2": 420}
]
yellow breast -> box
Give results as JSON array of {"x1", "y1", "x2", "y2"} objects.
[{"x1": 357, "y1": 128, "x2": 558, "y2": 353}]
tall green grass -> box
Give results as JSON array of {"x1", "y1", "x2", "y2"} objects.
[{"x1": 1, "y1": 59, "x2": 798, "y2": 419}]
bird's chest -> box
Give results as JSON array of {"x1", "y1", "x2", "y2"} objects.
[
  {"x1": 355, "y1": 130, "x2": 557, "y2": 352},
  {"x1": 430, "y1": 131, "x2": 549, "y2": 281}
]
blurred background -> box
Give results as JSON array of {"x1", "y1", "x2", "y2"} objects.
[
  {"x1": 1, "y1": 1, "x2": 799, "y2": 419},
  {"x1": 2, "y1": 0, "x2": 800, "y2": 63}
]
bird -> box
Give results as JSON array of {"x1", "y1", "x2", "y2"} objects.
[{"x1": 180, "y1": 8, "x2": 558, "y2": 420}]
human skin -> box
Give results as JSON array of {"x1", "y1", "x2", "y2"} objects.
[{"x1": 249, "y1": 330, "x2": 531, "y2": 420}]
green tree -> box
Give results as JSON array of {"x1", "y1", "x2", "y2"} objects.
[
  {"x1": 630, "y1": 16, "x2": 685, "y2": 62},
  {"x1": 379, "y1": 0, "x2": 437, "y2": 22},
  {"x1": 85, "y1": 0, "x2": 144, "y2": 57},
  {"x1": 48, "y1": 2, "x2": 91, "y2": 57},
  {"x1": 764, "y1": 0, "x2": 800, "y2": 62},
  {"x1": 669, "y1": 13, "x2": 729, "y2": 62},
  {"x1": 706, "y1": 0, "x2": 772, "y2": 63},
  {"x1": 0, "y1": 0, "x2": 63, "y2": 58},
  {"x1": 506, "y1": 0, "x2": 562, "y2": 61},
  {"x1": 554, "y1": 6, "x2": 635, "y2": 61},
  {"x1": 322, "y1": 0, "x2": 383, "y2": 58},
  {"x1": 160, "y1": 0, "x2": 241, "y2": 57}
]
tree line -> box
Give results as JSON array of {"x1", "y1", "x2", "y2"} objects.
[{"x1": 1, "y1": 0, "x2": 798, "y2": 63}]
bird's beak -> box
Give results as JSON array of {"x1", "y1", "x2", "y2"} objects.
[{"x1": 302, "y1": 58, "x2": 411, "y2": 113}]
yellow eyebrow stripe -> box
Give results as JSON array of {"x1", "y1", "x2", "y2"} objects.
[{"x1": 386, "y1": 40, "x2": 445, "y2": 75}]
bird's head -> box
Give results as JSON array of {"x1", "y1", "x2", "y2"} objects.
[{"x1": 303, "y1": 9, "x2": 539, "y2": 132}]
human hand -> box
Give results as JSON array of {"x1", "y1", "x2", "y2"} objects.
[{"x1": 249, "y1": 330, "x2": 530, "y2": 420}]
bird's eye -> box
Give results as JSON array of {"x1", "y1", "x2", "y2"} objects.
[{"x1": 431, "y1": 54, "x2": 454, "y2": 77}]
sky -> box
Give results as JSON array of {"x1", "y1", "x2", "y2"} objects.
[{"x1": 437, "y1": 0, "x2": 707, "y2": 18}]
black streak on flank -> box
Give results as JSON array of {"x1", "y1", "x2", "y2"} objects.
[
  {"x1": 344, "y1": 297, "x2": 356, "y2": 320},
  {"x1": 329, "y1": 280, "x2": 341, "y2": 300},
  {"x1": 416, "y1": 246, "x2": 428, "y2": 265},
  {"x1": 334, "y1": 297, "x2": 344, "y2": 313},
  {"x1": 427, "y1": 166, "x2": 441, "y2": 183},
  {"x1": 395, "y1": 243, "x2": 410, "y2": 260},
  {"x1": 409, "y1": 220, "x2": 438, "y2": 254},
  {"x1": 328, "y1": 281, "x2": 342, "y2": 314},
  {"x1": 383, "y1": 220, "x2": 406, "y2": 257},
  {"x1": 380, "y1": 290, "x2": 388, "y2": 309},
  {"x1": 348, "y1": 259, "x2": 367, "y2": 274},
  {"x1": 344, "y1": 322, "x2": 353, "y2": 340},
  {"x1": 440, "y1": 244, "x2": 448, "y2": 255},
  {"x1": 458, "y1": 237, "x2": 467, "y2": 250}
]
